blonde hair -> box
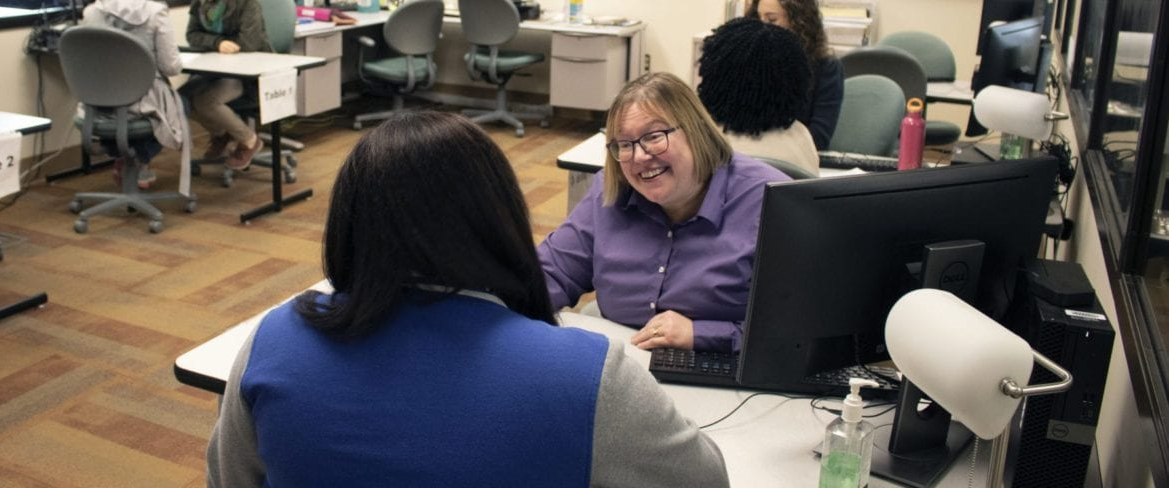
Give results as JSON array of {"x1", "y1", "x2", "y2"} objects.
[{"x1": 602, "y1": 72, "x2": 733, "y2": 205}]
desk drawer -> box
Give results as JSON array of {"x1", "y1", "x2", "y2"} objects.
[
  {"x1": 552, "y1": 32, "x2": 614, "y2": 60},
  {"x1": 292, "y1": 32, "x2": 342, "y2": 59},
  {"x1": 297, "y1": 57, "x2": 341, "y2": 116}
]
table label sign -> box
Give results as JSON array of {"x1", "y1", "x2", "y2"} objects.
[
  {"x1": 259, "y1": 69, "x2": 298, "y2": 125},
  {"x1": 0, "y1": 132, "x2": 21, "y2": 199}
]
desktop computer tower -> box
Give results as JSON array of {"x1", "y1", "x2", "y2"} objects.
[{"x1": 1005, "y1": 260, "x2": 1114, "y2": 488}]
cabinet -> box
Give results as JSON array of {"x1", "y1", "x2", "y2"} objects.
[
  {"x1": 550, "y1": 33, "x2": 627, "y2": 111},
  {"x1": 291, "y1": 32, "x2": 343, "y2": 116}
]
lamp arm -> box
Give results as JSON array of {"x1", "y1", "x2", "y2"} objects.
[
  {"x1": 1044, "y1": 111, "x2": 1070, "y2": 121},
  {"x1": 1000, "y1": 350, "x2": 1073, "y2": 399}
]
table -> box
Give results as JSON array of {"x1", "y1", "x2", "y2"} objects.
[
  {"x1": 926, "y1": 80, "x2": 974, "y2": 105},
  {"x1": 291, "y1": 11, "x2": 646, "y2": 114},
  {"x1": 180, "y1": 52, "x2": 327, "y2": 223},
  {"x1": 0, "y1": 112, "x2": 51, "y2": 321},
  {"x1": 173, "y1": 279, "x2": 993, "y2": 487}
]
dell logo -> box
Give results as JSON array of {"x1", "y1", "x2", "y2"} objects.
[{"x1": 939, "y1": 262, "x2": 969, "y2": 292}]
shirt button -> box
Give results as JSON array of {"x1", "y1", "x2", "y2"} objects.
[
  {"x1": 667, "y1": 231, "x2": 673, "y2": 238},
  {"x1": 650, "y1": 302, "x2": 656, "y2": 310},
  {"x1": 658, "y1": 266, "x2": 665, "y2": 273}
]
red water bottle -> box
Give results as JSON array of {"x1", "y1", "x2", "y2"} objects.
[{"x1": 897, "y1": 98, "x2": 925, "y2": 170}]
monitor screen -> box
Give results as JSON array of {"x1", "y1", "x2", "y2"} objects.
[
  {"x1": 966, "y1": 16, "x2": 1046, "y2": 137},
  {"x1": 735, "y1": 157, "x2": 1059, "y2": 394}
]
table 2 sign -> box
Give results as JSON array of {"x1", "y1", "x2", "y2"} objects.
[{"x1": 0, "y1": 132, "x2": 21, "y2": 199}]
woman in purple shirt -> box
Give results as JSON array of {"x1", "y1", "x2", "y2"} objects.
[{"x1": 538, "y1": 72, "x2": 790, "y2": 353}]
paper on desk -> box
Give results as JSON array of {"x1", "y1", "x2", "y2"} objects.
[
  {"x1": 0, "y1": 132, "x2": 21, "y2": 199},
  {"x1": 259, "y1": 69, "x2": 298, "y2": 125}
]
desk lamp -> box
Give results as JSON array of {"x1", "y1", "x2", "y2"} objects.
[
  {"x1": 885, "y1": 288, "x2": 1072, "y2": 488},
  {"x1": 972, "y1": 85, "x2": 1068, "y2": 160}
]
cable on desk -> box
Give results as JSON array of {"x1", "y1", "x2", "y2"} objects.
[
  {"x1": 809, "y1": 395, "x2": 897, "y2": 418},
  {"x1": 699, "y1": 392, "x2": 813, "y2": 430}
]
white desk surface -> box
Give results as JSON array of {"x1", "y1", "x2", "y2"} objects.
[
  {"x1": 926, "y1": 80, "x2": 974, "y2": 105},
  {"x1": 180, "y1": 52, "x2": 328, "y2": 78},
  {"x1": 175, "y1": 279, "x2": 989, "y2": 487},
  {"x1": 553, "y1": 132, "x2": 864, "y2": 179},
  {"x1": 0, "y1": 112, "x2": 51, "y2": 135},
  {"x1": 295, "y1": 10, "x2": 645, "y2": 38}
]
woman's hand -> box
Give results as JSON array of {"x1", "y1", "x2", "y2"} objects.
[
  {"x1": 218, "y1": 40, "x2": 241, "y2": 54},
  {"x1": 631, "y1": 310, "x2": 694, "y2": 350}
]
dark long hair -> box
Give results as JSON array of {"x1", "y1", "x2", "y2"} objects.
[
  {"x1": 746, "y1": 0, "x2": 832, "y2": 65},
  {"x1": 295, "y1": 111, "x2": 556, "y2": 337},
  {"x1": 698, "y1": 17, "x2": 811, "y2": 136}
]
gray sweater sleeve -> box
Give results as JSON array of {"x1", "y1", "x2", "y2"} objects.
[
  {"x1": 205, "y1": 329, "x2": 265, "y2": 488},
  {"x1": 590, "y1": 339, "x2": 730, "y2": 488}
]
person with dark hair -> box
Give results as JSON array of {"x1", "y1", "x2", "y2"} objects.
[
  {"x1": 205, "y1": 111, "x2": 729, "y2": 487},
  {"x1": 538, "y1": 73, "x2": 790, "y2": 354},
  {"x1": 698, "y1": 17, "x2": 819, "y2": 176},
  {"x1": 747, "y1": 0, "x2": 843, "y2": 150}
]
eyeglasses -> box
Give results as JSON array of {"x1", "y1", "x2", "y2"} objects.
[{"x1": 606, "y1": 127, "x2": 678, "y2": 162}]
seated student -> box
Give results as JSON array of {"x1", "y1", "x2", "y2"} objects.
[
  {"x1": 205, "y1": 111, "x2": 729, "y2": 488},
  {"x1": 538, "y1": 73, "x2": 790, "y2": 354},
  {"x1": 80, "y1": 0, "x2": 186, "y2": 190},
  {"x1": 698, "y1": 17, "x2": 819, "y2": 177},
  {"x1": 747, "y1": 0, "x2": 843, "y2": 150},
  {"x1": 183, "y1": 0, "x2": 270, "y2": 170}
]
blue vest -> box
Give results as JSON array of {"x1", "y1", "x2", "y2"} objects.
[{"x1": 240, "y1": 292, "x2": 610, "y2": 487}]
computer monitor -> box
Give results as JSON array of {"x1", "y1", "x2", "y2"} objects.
[
  {"x1": 965, "y1": 16, "x2": 1047, "y2": 137},
  {"x1": 976, "y1": 0, "x2": 1050, "y2": 54},
  {"x1": 736, "y1": 157, "x2": 1059, "y2": 396}
]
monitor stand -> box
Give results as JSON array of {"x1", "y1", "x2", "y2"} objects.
[{"x1": 870, "y1": 420, "x2": 973, "y2": 488}]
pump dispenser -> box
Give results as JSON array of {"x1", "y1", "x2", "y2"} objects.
[{"x1": 819, "y1": 378, "x2": 879, "y2": 488}]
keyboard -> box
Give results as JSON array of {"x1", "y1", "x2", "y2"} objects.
[
  {"x1": 650, "y1": 349, "x2": 740, "y2": 387},
  {"x1": 649, "y1": 348, "x2": 902, "y2": 396},
  {"x1": 818, "y1": 151, "x2": 899, "y2": 172}
]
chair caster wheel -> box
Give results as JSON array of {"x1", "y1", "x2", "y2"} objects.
[
  {"x1": 515, "y1": 128, "x2": 525, "y2": 137},
  {"x1": 73, "y1": 220, "x2": 88, "y2": 234},
  {"x1": 69, "y1": 200, "x2": 82, "y2": 214},
  {"x1": 284, "y1": 172, "x2": 297, "y2": 184},
  {"x1": 184, "y1": 200, "x2": 197, "y2": 213},
  {"x1": 148, "y1": 220, "x2": 163, "y2": 233},
  {"x1": 539, "y1": 120, "x2": 550, "y2": 128},
  {"x1": 353, "y1": 121, "x2": 363, "y2": 130}
]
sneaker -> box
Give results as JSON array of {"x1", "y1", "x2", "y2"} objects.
[
  {"x1": 225, "y1": 137, "x2": 262, "y2": 171},
  {"x1": 137, "y1": 166, "x2": 157, "y2": 190},
  {"x1": 112, "y1": 158, "x2": 124, "y2": 186},
  {"x1": 203, "y1": 134, "x2": 232, "y2": 160}
]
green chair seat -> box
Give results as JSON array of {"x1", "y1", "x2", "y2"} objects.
[
  {"x1": 72, "y1": 115, "x2": 155, "y2": 139},
  {"x1": 362, "y1": 57, "x2": 435, "y2": 82},
  {"x1": 925, "y1": 120, "x2": 962, "y2": 146},
  {"x1": 465, "y1": 49, "x2": 545, "y2": 73}
]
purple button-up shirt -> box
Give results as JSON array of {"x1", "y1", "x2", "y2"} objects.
[{"x1": 538, "y1": 153, "x2": 789, "y2": 352}]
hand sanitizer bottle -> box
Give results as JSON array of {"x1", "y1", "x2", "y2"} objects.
[{"x1": 819, "y1": 378, "x2": 879, "y2": 488}]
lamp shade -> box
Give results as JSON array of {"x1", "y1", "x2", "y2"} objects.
[
  {"x1": 972, "y1": 85, "x2": 1054, "y2": 141},
  {"x1": 885, "y1": 289, "x2": 1034, "y2": 439}
]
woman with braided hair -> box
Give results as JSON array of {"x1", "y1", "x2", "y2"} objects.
[
  {"x1": 747, "y1": 0, "x2": 843, "y2": 150},
  {"x1": 698, "y1": 17, "x2": 819, "y2": 177}
]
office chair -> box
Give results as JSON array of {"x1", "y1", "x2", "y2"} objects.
[
  {"x1": 191, "y1": 0, "x2": 299, "y2": 187},
  {"x1": 458, "y1": 0, "x2": 547, "y2": 137},
  {"x1": 876, "y1": 31, "x2": 966, "y2": 146},
  {"x1": 840, "y1": 46, "x2": 962, "y2": 148},
  {"x1": 59, "y1": 26, "x2": 196, "y2": 234},
  {"x1": 352, "y1": 0, "x2": 444, "y2": 130},
  {"x1": 828, "y1": 74, "x2": 905, "y2": 158},
  {"x1": 752, "y1": 155, "x2": 817, "y2": 180}
]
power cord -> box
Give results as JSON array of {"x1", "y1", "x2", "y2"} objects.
[{"x1": 698, "y1": 392, "x2": 814, "y2": 430}]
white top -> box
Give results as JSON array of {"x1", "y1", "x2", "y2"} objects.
[
  {"x1": 0, "y1": 112, "x2": 51, "y2": 135},
  {"x1": 179, "y1": 52, "x2": 326, "y2": 78},
  {"x1": 723, "y1": 121, "x2": 820, "y2": 178}
]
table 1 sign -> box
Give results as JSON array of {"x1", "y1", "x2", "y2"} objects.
[{"x1": 259, "y1": 69, "x2": 298, "y2": 125}]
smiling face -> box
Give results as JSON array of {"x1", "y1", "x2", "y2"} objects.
[
  {"x1": 615, "y1": 103, "x2": 706, "y2": 223},
  {"x1": 755, "y1": 0, "x2": 791, "y2": 29}
]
